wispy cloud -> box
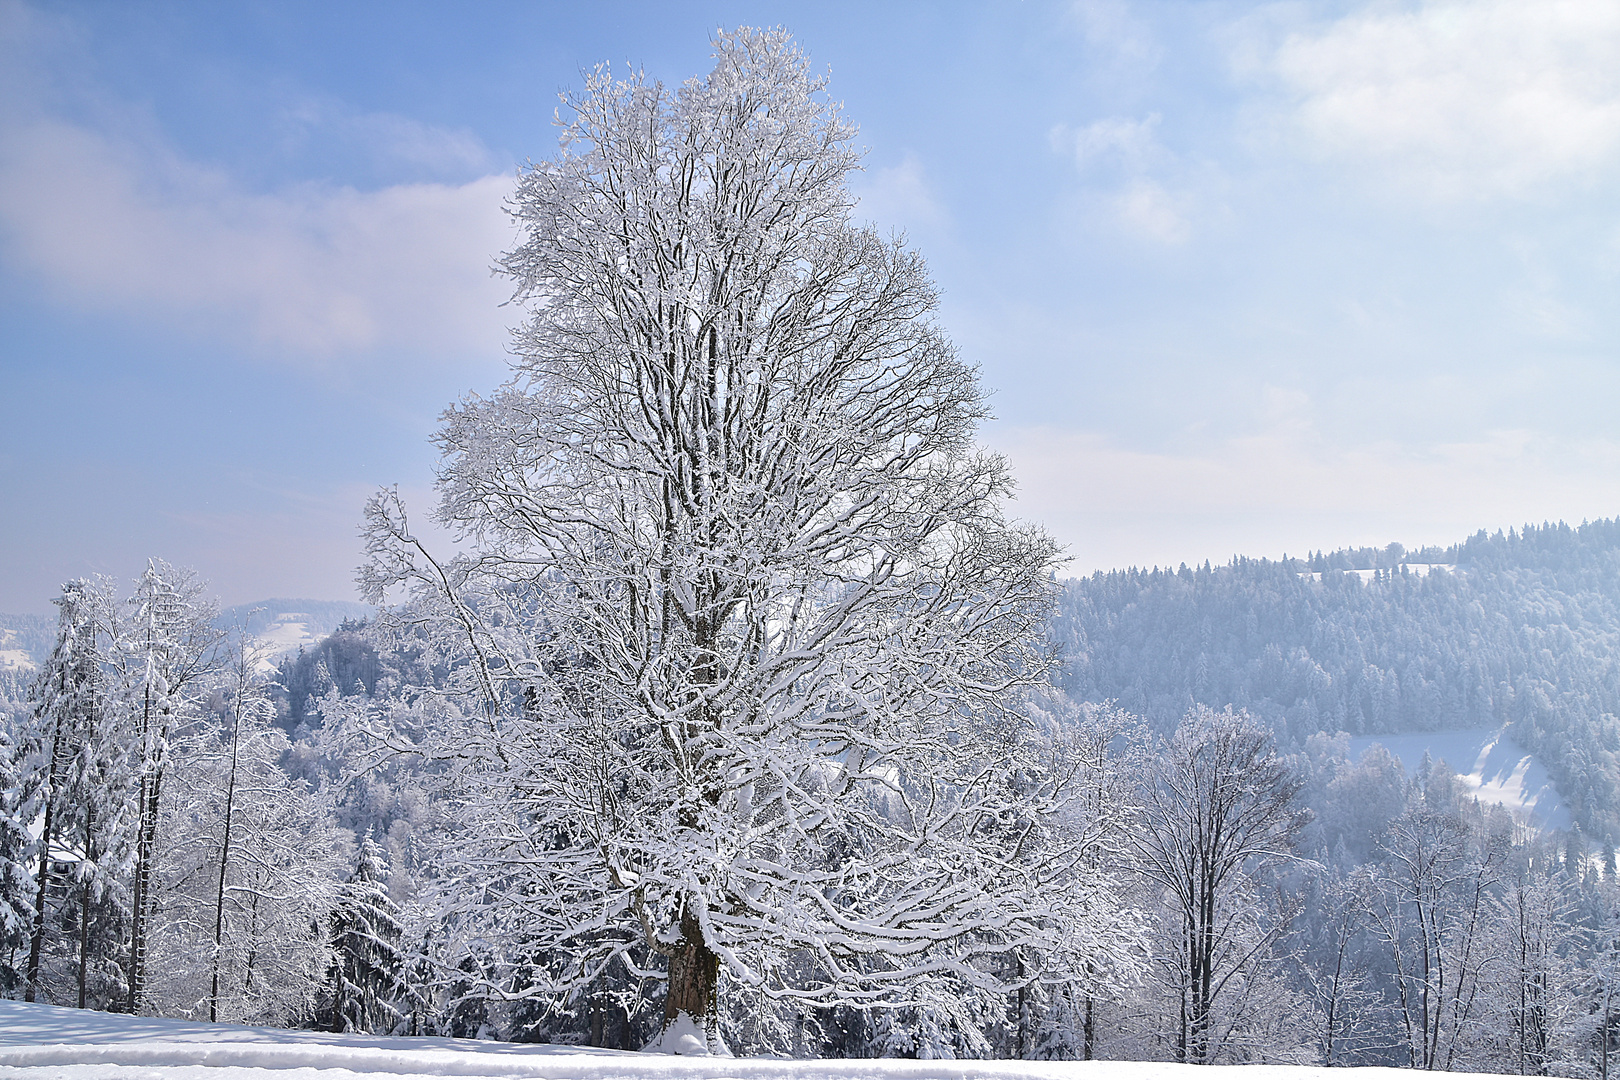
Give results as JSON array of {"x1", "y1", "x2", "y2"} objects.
[
  {"x1": 0, "y1": 116, "x2": 514, "y2": 362},
  {"x1": 1260, "y1": 0, "x2": 1620, "y2": 200},
  {"x1": 1049, "y1": 114, "x2": 1207, "y2": 244},
  {"x1": 274, "y1": 98, "x2": 500, "y2": 183},
  {"x1": 0, "y1": 3, "x2": 515, "y2": 367},
  {"x1": 851, "y1": 151, "x2": 949, "y2": 234},
  {"x1": 1065, "y1": 0, "x2": 1160, "y2": 67},
  {"x1": 1053, "y1": 113, "x2": 1166, "y2": 173}
]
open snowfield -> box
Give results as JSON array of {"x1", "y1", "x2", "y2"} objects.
[
  {"x1": 248, "y1": 613, "x2": 332, "y2": 673},
  {"x1": 0, "y1": 628, "x2": 35, "y2": 674},
  {"x1": 1347, "y1": 727, "x2": 1570, "y2": 831},
  {"x1": 0, "y1": 1000, "x2": 1511, "y2": 1080}
]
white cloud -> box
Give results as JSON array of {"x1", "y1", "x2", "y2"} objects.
[
  {"x1": 852, "y1": 151, "x2": 949, "y2": 234},
  {"x1": 1052, "y1": 114, "x2": 1166, "y2": 173},
  {"x1": 1113, "y1": 179, "x2": 1191, "y2": 244},
  {"x1": 0, "y1": 117, "x2": 515, "y2": 364},
  {"x1": 987, "y1": 410, "x2": 1620, "y2": 574},
  {"x1": 1266, "y1": 0, "x2": 1620, "y2": 199},
  {"x1": 1049, "y1": 115, "x2": 1202, "y2": 244},
  {"x1": 0, "y1": 2, "x2": 516, "y2": 368},
  {"x1": 1066, "y1": 0, "x2": 1160, "y2": 66},
  {"x1": 278, "y1": 100, "x2": 498, "y2": 180}
]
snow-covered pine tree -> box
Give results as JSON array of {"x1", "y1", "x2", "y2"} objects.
[
  {"x1": 19, "y1": 577, "x2": 127, "y2": 1007},
  {"x1": 359, "y1": 27, "x2": 1084, "y2": 1054},
  {"x1": 0, "y1": 722, "x2": 36, "y2": 990},
  {"x1": 325, "y1": 836, "x2": 404, "y2": 1034}
]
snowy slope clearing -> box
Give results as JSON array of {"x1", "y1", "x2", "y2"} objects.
[
  {"x1": 246, "y1": 612, "x2": 339, "y2": 673},
  {"x1": 0, "y1": 627, "x2": 35, "y2": 675},
  {"x1": 0, "y1": 1000, "x2": 1514, "y2": 1080},
  {"x1": 1347, "y1": 727, "x2": 1570, "y2": 831}
]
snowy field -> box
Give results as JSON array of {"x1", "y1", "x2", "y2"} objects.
[
  {"x1": 248, "y1": 612, "x2": 336, "y2": 672},
  {"x1": 1296, "y1": 564, "x2": 1460, "y2": 585},
  {"x1": 0, "y1": 1000, "x2": 1513, "y2": 1080},
  {"x1": 0, "y1": 628, "x2": 34, "y2": 674},
  {"x1": 1347, "y1": 727, "x2": 1570, "y2": 831}
]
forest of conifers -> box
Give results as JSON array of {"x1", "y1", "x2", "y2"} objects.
[{"x1": 1052, "y1": 518, "x2": 1620, "y2": 838}]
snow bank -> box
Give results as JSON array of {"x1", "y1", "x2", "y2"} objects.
[{"x1": 0, "y1": 1000, "x2": 1524, "y2": 1080}]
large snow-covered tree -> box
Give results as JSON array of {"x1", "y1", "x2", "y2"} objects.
[{"x1": 360, "y1": 27, "x2": 1075, "y2": 1053}]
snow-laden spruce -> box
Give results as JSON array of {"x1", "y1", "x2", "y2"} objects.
[{"x1": 358, "y1": 28, "x2": 1136, "y2": 1054}]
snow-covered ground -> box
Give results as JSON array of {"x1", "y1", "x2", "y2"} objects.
[
  {"x1": 1298, "y1": 564, "x2": 1459, "y2": 584},
  {"x1": 0, "y1": 999, "x2": 1509, "y2": 1080},
  {"x1": 0, "y1": 628, "x2": 35, "y2": 674},
  {"x1": 247, "y1": 612, "x2": 331, "y2": 672},
  {"x1": 1348, "y1": 727, "x2": 1570, "y2": 831}
]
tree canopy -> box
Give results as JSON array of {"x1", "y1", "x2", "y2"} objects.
[{"x1": 360, "y1": 27, "x2": 1084, "y2": 1053}]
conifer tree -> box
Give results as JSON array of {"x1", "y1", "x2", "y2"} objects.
[
  {"x1": 326, "y1": 837, "x2": 404, "y2": 1033},
  {"x1": 20, "y1": 577, "x2": 118, "y2": 1006},
  {"x1": 0, "y1": 724, "x2": 36, "y2": 990}
]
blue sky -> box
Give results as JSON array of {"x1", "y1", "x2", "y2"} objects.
[{"x1": 2, "y1": 0, "x2": 1618, "y2": 612}]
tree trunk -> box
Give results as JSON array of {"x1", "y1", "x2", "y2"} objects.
[
  {"x1": 24, "y1": 789, "x2": 57, "y2": 1003},
  {"x1": 127, "y1": 695, "x2": 171, "y2": 1015},
  {"x1": 1083, "y1": 990, "x2": 1094, "y2": 1060},
  {"x1": 25, "y1": 701, "x2": 73, "y2": 1003},
  {"x1": 661, "y1": 905, "x2": 719, "y2": 1042},
  {"x1": 210, "y1": 702, "x2": 242, "y2": 1023},
  {"x1": 588, "y1": 992, "x2": 604, "y2": 1047},
  {"x1": 77, "y1": 805, "x2": 93, "y2": 1009}
]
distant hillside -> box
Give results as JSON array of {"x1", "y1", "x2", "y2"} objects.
[
  {"x1": 215, "y1": 598, "x2": 374, "y2": 639},
  {"x1": 0, "y1": 613, "x2": 50, "y2": 672},
  {"x1": 0, "y1": 612, "x2": 51, "y2": 703},
  {"x1": 1052, "y1": 518, "x2": 1620, "y2": 836},
  {"x1": 0, "y1": 599, "x2": 372, "y2": 694},
  {"x1": 215, "y1": 598, "x2": 374, "y2": 670}
]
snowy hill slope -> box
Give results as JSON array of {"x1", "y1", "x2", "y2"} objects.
[
  {"x1": 1052, "y1": 519, "x2": 1620, "y2": 836},
  {"x1": 0, "y1": 614, "x2": 51, "y2": 676},
  {"x1": 0, "y1": 601, "x2": 373, "y2": 678},
  {"x1": 1347, "y1": 727, "x2": 1570, "y2": 831},
  {"x1": 0, "y1": 1000, "x2": 1516, "y2": 1080},
  {"x1": 216, "y1": 598, "x2": 374, "y2": 671},
  {"x1": 0, "y1": 628, "x2": 34, "y2": 675}
]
